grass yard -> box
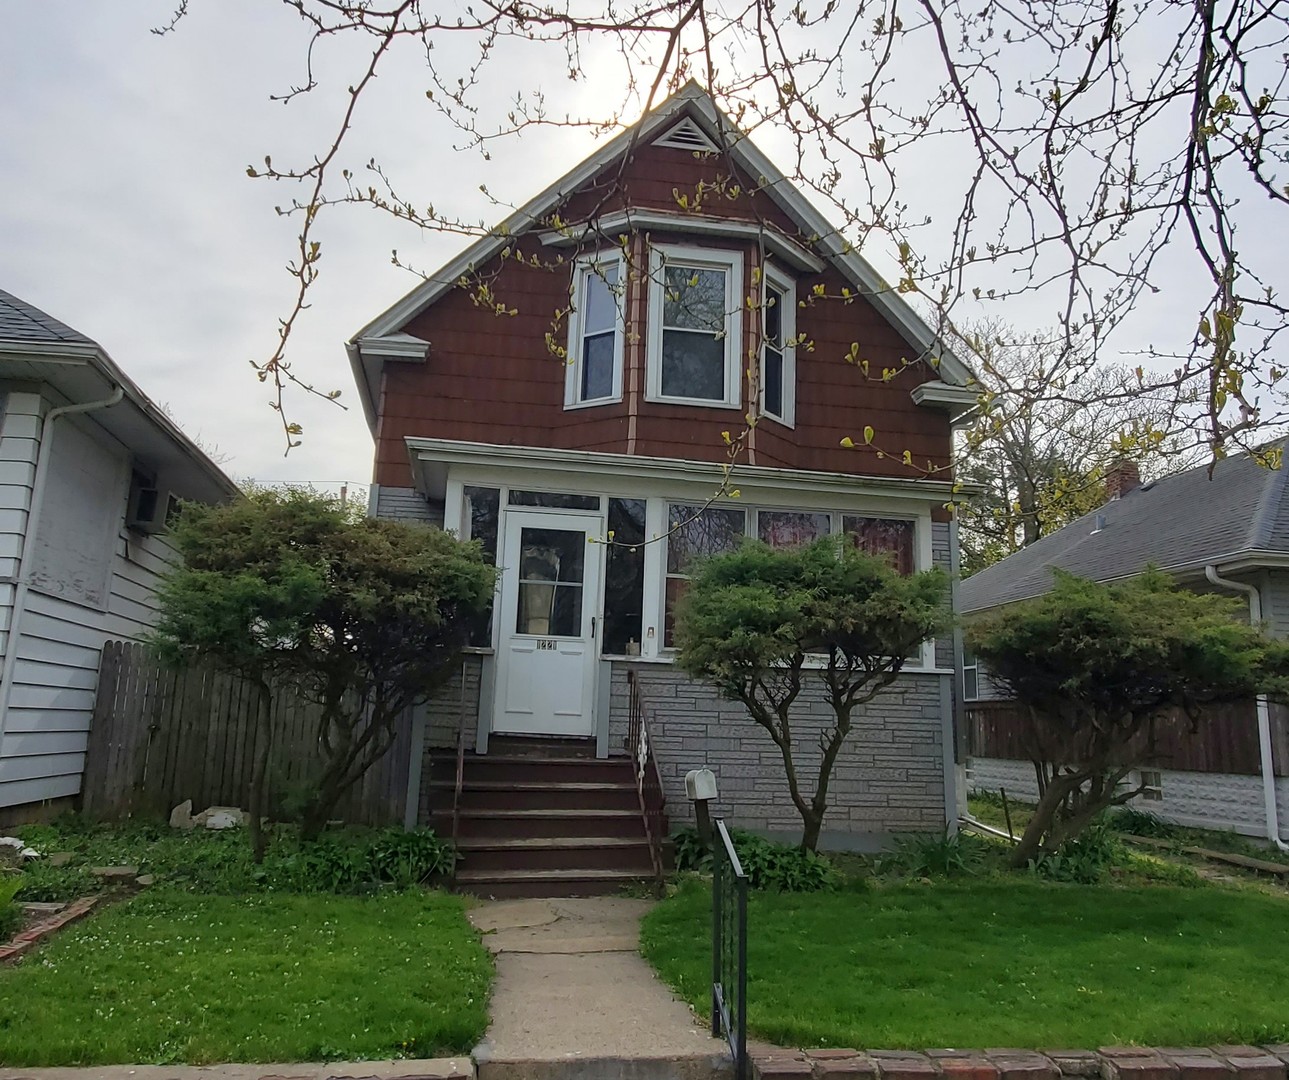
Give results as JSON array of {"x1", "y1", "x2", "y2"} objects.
[
  {"x1": 0, "y1": 888, "x2": 491, "y2": 1066},
  {"x1": 641, "y1": 877, "x2": 1289, "y2": 1050}
]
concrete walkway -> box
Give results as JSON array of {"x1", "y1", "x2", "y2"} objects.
[{"x1": 469, "y1": 897, "x2": 731, "y2": 1080}]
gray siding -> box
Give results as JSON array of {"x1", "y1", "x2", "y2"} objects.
[
  {"x1": 373, "y1": 484, "x2": 444, "y2": 527},
  {"x1": 1261, "y1": 569, "x2": 1289, "y2": 639},
  {"x1": 612, "y1": 662, "x2": 949, "y2": 849},
  {"x1": 932, "y1": 520, "x2": 953, "y2": 669},
  {"x1": 969, "y1": 755, "x2": 1289, "y2": 842},
  {"x1": 0, "y1": 394, "x2": 193, "y2": 809}
]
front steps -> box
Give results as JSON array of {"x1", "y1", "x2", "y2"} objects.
[{"x1": 426, "y1": 739, "x2": 662, "y2": 898}]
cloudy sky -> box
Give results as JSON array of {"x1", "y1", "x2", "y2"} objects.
[
  {"x1": 1, "y1": 2, "x2": 614, "y2": 490},
  {"x1": 3, "y1": 2, "x2": 1278, "y2": 490}
]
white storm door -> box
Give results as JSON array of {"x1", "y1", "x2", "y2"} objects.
[{"x1": 493, "y1": 509, "x2": 602, "y2": 736}]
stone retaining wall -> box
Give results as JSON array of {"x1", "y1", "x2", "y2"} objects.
[{"x1": 753, "y1": 1045, "x2": 1289, "y2": 1080}]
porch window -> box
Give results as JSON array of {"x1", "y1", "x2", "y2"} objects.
[
  {"x1": 663, "y1": 502, "x2": 747, "y2": 646},
  {"x1": 509, "y1": 489, "x2": 600, "y2": 510},
  {"x1": 843, "y1": 515, "x2": 915, "y2": 575},
  {"x1": 564, "y1": 255, "x2": 625, "y2": 407},
  {"x1": 760, "y1": 268, "x2": 796, "y2": 425},
  {"x1": 647, "y1": 246, "x2": 743, "y2": 407},
  {"x1": 464, "y1": 486, "x2": 500, "y2": 647},
  {"x1": 757, "y1": 509, "x2": 830, "y2": 549},
  {"x1": 603, "y1": 498, "x2": 646, "y2": 655}
]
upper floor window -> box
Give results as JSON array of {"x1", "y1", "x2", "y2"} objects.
[
  {"x1": 564, "y1": 255, "x2": 625, "y2": 408},
  {"x1": 761, "y1": 267, "x2": 796, "y2": 426},
  {"x1": 647, "y1": 245, "x2": 743, "y2": 408}
]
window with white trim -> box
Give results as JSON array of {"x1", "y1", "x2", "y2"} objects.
[
  {"x1": 647, "y1": 245, "x2": 743, "y2": 407},
  {"x1": 564, "y1": 255, "x2": 625, "y2": 407},
  {"x1": 962, "y1": 646, "x2": 980, "y2": 701},
  {"x1": 663, "y1": 503, "x2": 747, "y2": 646},
  {"x1": 761, "y1": 267, "x2": 796, "y2": 425}
]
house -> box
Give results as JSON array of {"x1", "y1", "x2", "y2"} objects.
[
  {"x1": 0, "y1": 289, "x2": 239, "y2": 821},
  {"x1": 348, "y1": 83, "x2": 978, "y2": 895},
  {"x1": 959, "y1": 453, "x2": 1289, "y2": 849}
]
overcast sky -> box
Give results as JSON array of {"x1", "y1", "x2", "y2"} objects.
[{"x1": 3, "y1": 2, "x2": 1275, "y2": 490}]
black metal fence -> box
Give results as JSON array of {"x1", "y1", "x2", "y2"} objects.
[{"x1": 712, "y1": 819, "x2": 748, "y2": 1080}]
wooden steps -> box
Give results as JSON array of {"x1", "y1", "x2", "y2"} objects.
[{"x1": 427, "y1": 745, "x2": 663, "y2": 897}]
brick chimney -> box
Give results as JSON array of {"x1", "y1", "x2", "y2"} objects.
[{"x1": 1105, "y1": 458, "x2": 1141, "y2": 500}]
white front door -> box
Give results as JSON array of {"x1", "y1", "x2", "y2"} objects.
[{"x1": 493, "y1": 509, "x2": 602, "y2": 737}]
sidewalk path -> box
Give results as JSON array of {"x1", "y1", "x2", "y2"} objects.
[{"x1": 468, "y1": 897, "x2": 730, "y2": 1080}]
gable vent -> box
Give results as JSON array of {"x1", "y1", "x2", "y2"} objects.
[{"x1": 653, "y1": 117, "x2": 719, "y2": 153}]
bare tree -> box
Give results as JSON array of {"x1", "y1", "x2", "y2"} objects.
[
  {"x1": 955, "y1": 321, "x2": 1199, "y2": 573},
  {"x1": 156, "y1": 0, "x2": 1288, "y2": 460}
]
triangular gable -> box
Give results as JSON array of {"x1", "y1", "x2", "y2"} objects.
[{"x1": 349, "y1": 81, "x2": 976, "y2": 425}]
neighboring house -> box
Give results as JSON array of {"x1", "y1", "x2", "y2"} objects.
[
  {"x1": 0, "y1": 289, "x2": 239, "y2": 821},
  {"x1": 348, "y1": 82, "x2": 978, "y2": 895},
  {"x1": 960, "y1": 454, "x2": 1289, "y2": 849}
]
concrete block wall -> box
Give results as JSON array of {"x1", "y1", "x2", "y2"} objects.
[
  {"x1": 931, "y1": 520, "x2": 954, "y2": 670},
  {"x1": 968, "y1": 754, "x2": 1289, "y2": 841},
  {"x1": 612, "y1": 662, "x2": 949, "y2": 849}
]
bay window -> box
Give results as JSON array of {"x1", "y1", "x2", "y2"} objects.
[
  {"x1": 564, "y1": 255, "x2": 625, "y2": 407},
  {"x1": 647, "y1": 245, "x2": 742, "y2": 407},
  {"x1": 761, "y1": 266, "x2": 796, "y2": 425}
]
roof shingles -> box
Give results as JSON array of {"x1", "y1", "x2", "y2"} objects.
[
  {"x1": 959, "y1": 444, "x2": 1289, "y2": 613},
  {"x1": 0, "y1": 289, "x2": 97, "y2": 347}
]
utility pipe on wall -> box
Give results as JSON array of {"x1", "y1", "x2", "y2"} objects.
[
  {"x1": 1204, "y1": 565, "x2": 1289, "y2": 853},
  {"x1": 0, "y1": 386, "x2": 124, "y2": 745}
]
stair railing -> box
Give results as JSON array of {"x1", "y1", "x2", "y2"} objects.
[
  {"x1": 451, "y1": 658, "x2": 468, "y2": 850},
  {"x1": 626, "y1": 669, "x2": 667, "y2": 881}
]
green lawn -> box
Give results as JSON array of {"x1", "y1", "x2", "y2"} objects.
[
  {"x1": 0, "y1": 888, "x2": 491, "y2": 1066},
  {"x1": 641, "y1": 878, "x2": 1289, "y2": 1049}
]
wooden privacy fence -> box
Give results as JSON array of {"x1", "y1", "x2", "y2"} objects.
[
  {"x1": 81, "y1": 641, "x2": 414, "y2": 824},
  {"x1": 966, "y1": 697, "x2": 1288, "y2": 776}
]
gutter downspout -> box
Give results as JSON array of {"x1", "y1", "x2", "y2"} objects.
[
  {"x1": 0, "y1": 386, "x2": 125, "y2": 744},
  {"x1": 1204, "y1": 564, "x2": 1289, "y2": 852}
]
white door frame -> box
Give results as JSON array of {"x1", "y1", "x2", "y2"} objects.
[{"x1": 492, "y1": 507, "x2": 604, "y2": 737}]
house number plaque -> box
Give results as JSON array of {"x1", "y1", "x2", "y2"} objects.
[{"x1": 537, "y1": 639, "x2": 557, "y2": 650}]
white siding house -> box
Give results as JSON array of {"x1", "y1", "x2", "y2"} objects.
[{"x1": 0, "y1": 289, "x2": 238, "y2": 817}]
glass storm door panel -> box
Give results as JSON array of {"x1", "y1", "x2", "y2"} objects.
[{"x1": 493, "y1": 509, "x2": 602, "y2": 737}]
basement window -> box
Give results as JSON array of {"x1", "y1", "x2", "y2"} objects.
[{"x1": 1139, "y1": 770, "x2": 1164, "y2": 802}]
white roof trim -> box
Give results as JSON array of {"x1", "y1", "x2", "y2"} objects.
[
  {"x1": 538, "y1": 210, "x2": 826, "y2": 274},
  {"x1": 357, "y1": 332, "x2": 431, "y2": 359},
  {"x1": 405, "y1": 435, "x2": 959, "y2": 503},
  {"x1": 911, "y1": 380, "x2": 980, "y2": 424},
  {"x1": 348, "y1": 81, "x2": 977, "y2": 426}
]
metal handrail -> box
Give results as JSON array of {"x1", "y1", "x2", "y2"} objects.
[
  {"x1": 451, "y1": 658, "x2": 468, "y2": 850},
  {"x1": 712, "y1": 819, "x2": 748, "y2": 1080},
  {"x1": 626, "y1": 669, "x2": 667, "y2": 883}
]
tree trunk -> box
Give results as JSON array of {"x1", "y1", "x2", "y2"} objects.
[
  {"x1": 800, "y1": 811, "x2": 824, "y2": 854},
  {"x1": 247, "y1": 677, "x2": 274, "y2": 864},
  {"x1": 1009, "y1": 771, "x2": 1079, "y2": 867}
]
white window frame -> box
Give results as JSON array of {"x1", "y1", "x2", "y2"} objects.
[
  {"x1": 564, "y1": 253, "x2": 626, "y2": 409},
  {"x1": 646, "y1": 244, "x2": 743, "y2": 409},
  {"x1": 962, "y1": 646, "x2": 981, "y2": 701},
  {"x1": 760, "y1": 264, "x2": 797, "y2": 427}
]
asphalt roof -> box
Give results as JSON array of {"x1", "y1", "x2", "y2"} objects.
[
  {"x1": 959, "y1": 443, "x2": 1289, "y2": 613},
  {"x1": 0, "y1": 289, "x2": 97, "y2": 347}
]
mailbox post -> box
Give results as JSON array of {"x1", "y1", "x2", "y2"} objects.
[{"x1": 685, "y1": 767, "x2": 718, "y2": 847}]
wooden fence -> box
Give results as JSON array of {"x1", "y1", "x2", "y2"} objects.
[
  {"x1": 81, "y1": 641, "x2": 414, "y2": 824},
  {"x1": 965, "y1": 697, "x2": 1288, "y2": 776}
]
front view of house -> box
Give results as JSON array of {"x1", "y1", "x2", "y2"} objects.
[{"x1": 348, "y1": 83, "x2": 976, "y2": 895}]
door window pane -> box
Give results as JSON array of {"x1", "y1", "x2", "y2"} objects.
[
  {"x1": 603, "y1": 498, "x2": 646, "y2": 655},
  {"x1": 758, "y1": 510, "x2": 830, "y2": 549},
  {"x1": 664, "y1": 503, "x2": 746, "y2": 645},
  {"x1": 843, "y1": 516, "x2": 915, "y2": 575},
  {"x1": 515, "y1": 526, "x2": 585, "y2": 637}
]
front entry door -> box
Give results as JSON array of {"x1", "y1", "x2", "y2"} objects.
[{"x1": 494, "y1": 509, "x2": 602, "y2": 737}]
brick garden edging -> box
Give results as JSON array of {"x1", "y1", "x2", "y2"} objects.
[
  {"x1": 0, "y1": 896, "x2": 98, "y2": 963},
  {"x1": 753, "y1": 1045, "x2": 1289, "y2": 1080}
]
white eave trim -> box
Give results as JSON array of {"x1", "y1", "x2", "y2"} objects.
[
  {"x1": 538, "y1": 210, "x2": 826, "y2": 274},
  {"x1": 348, "y1": 82, "x2": 977, "y2": 391},
  {"x1": 356, "y1": 332, "x2": 431, "y2": 360},
  {"x1": 405, "y1": 435, "x2": 959, "y2": 503},
  {"x1": 911, "y1": 380, "x2": 980, "y2": 424}
]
